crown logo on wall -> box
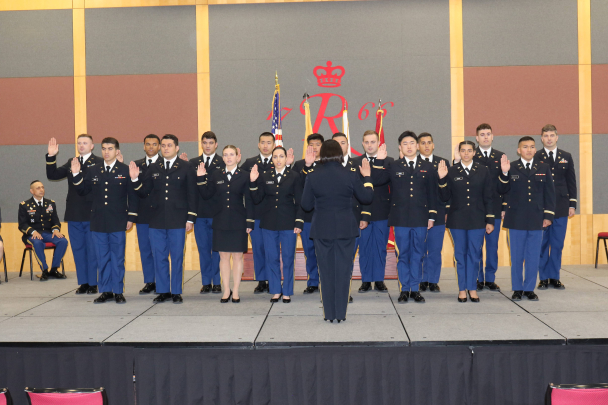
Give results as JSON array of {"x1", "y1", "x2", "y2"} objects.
[{"x1": 313, "y1": 61, "x2": 345, "y2": 88}]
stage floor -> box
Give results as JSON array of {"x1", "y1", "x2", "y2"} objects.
[{"x1": 1, "y1": 265, "x2": 608, "y2": 348}]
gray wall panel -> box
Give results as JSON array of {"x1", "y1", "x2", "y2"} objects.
[
  {"x1": 593, "y1": 135, "x2": 608, "y2": 214},
  {"x1": 0, "y1": 10, "x2": 73, "y2": 78},
  {"x1": 463, "y1": 0, "x2": 577, "y2": 67},
  {"x1": 86, "y1": 6, "x2": 196, "y2": 76},
  {"x1": 591, "y1": 0, "x2": 608, "y2": 64},
  {"x1": 209, "y1": 1, "x2": 450, "y2": 161}
]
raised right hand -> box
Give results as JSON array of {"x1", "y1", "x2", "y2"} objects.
[
  {"x1": 250, "y1": 164, "x2": 259, "y2": 181},
  {"x1": 500, "y1": 154, "x2": 510, "y2": 173},
  {"x1": 48, "y1": 138, "x2": 59, "y2": 157},
  {"x1": 196, "y1": 163, "x2": 207, "y2": 177},
  {"x1": 453, "y1": 145, "x2": 461, "y2": 163},
  {"x1": 377, "y1": 144, "x2": 388, "y2": 160},
  {"x1": 437, "y1": 160, "x2": 448, "y2": 179},
  {"x1": 359, "y1": 158, "x2": 371, "y2": 177},
  {"x1": 304, "y1": 145, "x2": 315, "y2": 167},
  {"x1": 179, "y1": 152, "x2": 188, "y2": 162},
  {"x1": 71, "y1": 156, "x2": 81, "y2": 174},
  {"x1": 129, "y1": 161, "x2": 140, "y2": 180}
]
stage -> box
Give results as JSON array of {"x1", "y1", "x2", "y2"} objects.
[{"x1": 2, "y1": 264, "x2": 608, "y2": 405}]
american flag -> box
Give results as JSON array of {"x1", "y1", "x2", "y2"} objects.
[{"x1": 272, "y1": 73, "x2": 283, "y2": 146}]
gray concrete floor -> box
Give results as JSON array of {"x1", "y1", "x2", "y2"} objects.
[{"x1": 1, "y1": 265, "x2": 608, "y2": 346}]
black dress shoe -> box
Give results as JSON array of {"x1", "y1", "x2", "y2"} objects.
[
  {"x1": 374, "y1": 281, "x2": 388, "y2": 292},
  {"x1": 39, "y1": 270, "x2": 49, "y2": 281},
  {"x1": 254, "y1": 281, "x2": 268, "y2": 294},
  {"x1": 397, "y1": 291, "x2": 409, "y2": 303},
  {"x1": 358, "y1": 282, "x2": 372, "y2": 292},
  {"x1": 419, "y1": 281, "x2": 429, "y2": 291},
  {"x1": 282, "y1": 296, "x2": 291, "y2": 303},
  {"x1": 75, "y1": 284, "x2": 89, "y2": 294},
  {"x1": 523, "y1": 291, "x2": 539, "y2": 301},
  {"x1": 87, "y1": 285, "x2": 98, "y2": 294},
  {"x1": 94, "y1": 292, "x2": 114, "y2": 303},
  {"x1": 200, "y1": 284, "x2": 211, "y2": 294},
  {"x1": 511, "y1": 291, "x2": 523, "y2": 301},
  {"x1": 458, "y1": 295, "x2": 467, "y2": 303},
  {"x1": 221, "y1": 291, "x2": 232, "y2": 303},
  {"x1": 270, "y1": 294, "x2": 282, "y2": 303},
  {"x1": 172, "y1": 294, "x2": 183, "y2": 303},
  {"x1": 49, "y1": 267, "x2": 66, "y2": 279},
  {"x1": 153, "y1": 293, "x2": 172, "y2": 303},
  {"x1": 476, "y1": 281, "x2": 484, "y2": 291},
  {"x1": 232, "y1": 296, "x2": 240, "y2": 303},
  {"x1": 140, "y1": 282, "x2": 156, "y2": 294},
  {"x1": 485, "y1": 282, "x2": 501, "y2": 291},
  {"x1": 349, "y1": 295, "x2": 353, "y2": 303},
  {"x1": 429, "y1": 283, "x2": 441, "y2": 292},
  {"x1": 212, "y1": 284, "x2": 222, "y2": 293},
  {"x1": 115, "y1": 293, "x2": 126, "y2": 304},
  {"x1": 537, "y1": 279, "x2": 549, "y2": 289},
  {"x1": 549, "y1": 279, "x2": 565, "y2": 289},
  {"x1": 303, "y1": 286, "x2": 319, "y2": 294},
  {"x1": 409, "y1": 291, "x2": 426, "y2": 303},
  {"x1": 467, "y1": 291, "x2": 480, "y2": 303}
]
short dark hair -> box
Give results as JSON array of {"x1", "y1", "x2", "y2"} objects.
[
  {"x1": 259, "y1": 132, "x2": 275, "y2": 142},
  {"x1": 418, "y1": 132, "x2": 433, "y2": 142},
  {"x1": 223, "y1": 145, "x2": 238, "y2": 154},
  {"x1": 307, "y1": 133, "x2": 324, "y2": 143},
  {"x1": 459, "y1": 140, "x2": 476, "y2": 151},
  {"x1": 332, "y1": 132, "x2": 347, "y2": 140},
  {"x1": 272, "y1": 146, "x2": 287, "y2": 156},
  {"x1": 162, "y1": 134, "x2": 179, "y2": 146},
  {"x1": 541, "y1": 124, "x2": 557, "y2": 134},
  {"x1": 101, "y1": 137, "x2": 119, "y2": 149},
  {"x1": 319, "y1": 140, "x2": 343, "y2": 164},
  {"x1": 201, "y1": 131, "x2": 217, "y2": 142},
  {"x1": 144, "y1": 134, "x2": 160, "y2": 144},
  {"x1": 77, "y1": 134, "x2": 93, "y2": 142},
  {"x1": 518, "y1": 136, "x2": 535, "y2": 145},
  {"x1": 398, "y1": 131, "x2": 417, "y2": 144},
  {"x1": 476, "y1": 123, "x2": 492, "y2": 134},
  {"x1": 30, "y1": 180, "x2": 41, "y2": 186}
]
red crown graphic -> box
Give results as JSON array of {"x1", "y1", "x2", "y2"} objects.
[{"x1": 313, "y1": 61, "x2": 345, "y2": 88}]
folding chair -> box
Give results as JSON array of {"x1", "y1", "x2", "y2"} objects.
[{"x1": 25, "y1": 387, "x2": 107, "y2": 405}]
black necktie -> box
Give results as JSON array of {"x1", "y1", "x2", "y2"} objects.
[
  {"x1": 464, "y1": 167, "x2": 470, "y2": 175},
  {"x1": 277, "y1": 173, "x2": 282, "y2": 183},
  {"x1": 227, "y1": 172, "x2": 232, "y2": 181},
  {"x1": 548, "y1": 151, "x2": 555, "y2": 166},
  {"x1": 166, "y1": 161, "x2": 170, "y2": 171},
  {"x1": 369, "y1": 156, "x2": 375, "y2": 164},
  {"x1": 106, "y1": 165, "x2": 111, "y2": 173},
  {"x1": 408, "y1": 161, "x2": 414, "y2": 170},
  {"x1": 484, "y1": 151, "x2": 488, "y2": 158},
  {"x1": 79, "y1": 156, "x2": 84, "y2": 165},
  {"x1": 148, "y1": 159, "x2": 152, "y2": 166},
  {"x1": 526, "y1": 162, "x2": 531, "y2": 174},
  {"x1": 425, "y1": 158, "x2": 430, "y2": 162},
  {"x1": 38, "y1": 201, "x2": 42, "y2": 208},
  {"x1": 205, "y1": 156, "x2": 211, "y2": 169},
  {"x1": 263, "y1": 158, "x2": 268, "y2": 167}
]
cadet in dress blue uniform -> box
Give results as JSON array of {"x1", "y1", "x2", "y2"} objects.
[
  {"x1": 47, "y1": 135, "x2": 102, "y2": 294},
  {"x1": 197, "y1": 145, "x2": 255, "y2": 303},
  {"x1": 133, "y1": 134, "x2": 161, "y2": 294},
  {"x1": 239, "y1": 132, "x2": 279, "y2": 293},
  {"x1": 18, "y1": 180, "x2": 68, "y2": 281},
  {"x1": 374, "y1": 132, "x2": 438, "y2": 304},
  {"x1": 301, "y1": 140, "x2": 374, "y2": 322},
  {"x1": 535, "y1": 124, "x2": 577, "y2": 290},
  {"x1": 72, "y1": 137, "x2": 138, "y2": 304},
  {"x1": 437, "y1": 141, "x2": 494, "y2": 302},
  {"x1": 353, "y1": 130, "x2": 391, "y2": 293},
  {"x1": 186, "y1": 131, "x2": 225, "y2": 294},
  {"x1": 498, "y1": 137, "x2": 556, "y2": 301},
  {"x1": 418, "y1": 132, "x2": 450, "y2": 293},
  {"x1": 129, "y1": 134, "x2": 197, "y2": 304},
  {"x1": 250, "y1": 146, "x2": 303, "y2": 303},
  {"x1": 453, "y1": 123, "x2": 506, "y2": 291},
  {"x1": 292, "y1": 133, "x2": 324, "y2": 294}
]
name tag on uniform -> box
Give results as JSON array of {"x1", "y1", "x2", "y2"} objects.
[
  {"x1": 217, "y1": 180, "x2": 224, "y2": 185},
  {"x1": 396, "y1": 172, "x2": 404, "y2": 176},
  {"x1": 454, "y1": 177, "x2": 463, "y2": 181},
  {"x1": 92, "y1": 177, "x2": 99, "y2": 182},
  {"x1": 152, "y1": 173, "x2": 160, "y2": 178},
  {"x1": 266, "y1": 181, "x2": 274, "y2": 184},
  {"x1": 511, "y1": 175, "x2": 519, "y2": 179}
]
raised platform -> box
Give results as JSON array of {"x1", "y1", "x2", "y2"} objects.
[{"x1": 2, "y1": 265, "x2": 608, "y2": 347}]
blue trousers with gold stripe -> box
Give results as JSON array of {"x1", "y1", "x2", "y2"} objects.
[
  {"x1": 28, "y1": 232, "x2": 68, "y2": 271},
  {"x1": 92, "y1": 231, "x2": 126, "y2": 294},
  {"x1": 394, "y1": 226, "x2": 427, "y2": 292},
  {"x1": 249, "y1": 219, "x2": 267, "y2": 281},
  {"x1": 149, "y1": 228, "x2": 186, "y2": 294},
  {"x1": 262, "y1": 229, "x2": 297, "y2": 296},
  {"x1": 539, "y1": 216, "x2": 568, "y2": 280},
  {"x1": 422, "y1": 224, "x2": 445, "y2": 284},
  {"x1": 68, "y1": 221, "x2": 98, "y2": 286},
  {"x1": 477, "y1": 218, "x2": 501, "y2": 283},
  {"x1": 136, "y1": 224, "x2": 155, "y2": 284},
  {"x1": 450, "y1": 228, "x2": 485, "y2": 291},
  {"x1": 301, "y1": 222, "x2": 319, "y2": 287},
  {"x1": 194, "y1": 218, "x2": 220, "y2": 285},
  {"x1": 509, "y1": 229, "x2": 542, "y2": 292},
  {"x1": 358, "y1": 219, "x2": 390, "y2": 282}
]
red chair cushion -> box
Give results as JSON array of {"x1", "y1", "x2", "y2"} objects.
[
  {"x1": 599, "y1": 232, "x2": 608, "y2": 239},
  {"x1": 25, "y1": 243, "x2": 57, "y2": 249},
  {"x1": 27, "y1": 392, "x2": 103, "y2": 405},
  {"x1": 0, "y1": 391, "x2": 6, "y2": 405},
  {"x1": 552, "y1": 387, "x2": 608, "y2": 404}
]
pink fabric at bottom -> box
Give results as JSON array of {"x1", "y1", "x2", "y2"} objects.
[
  {"x1": 28, "y1": 392, "x2": 102, "y2": 405},
  {"x1": 0, "y1": 392, "x2": 7, "y2": 405},
  {"x1": 552, "y1": 388, "x2": 608, "y2": 405}
]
